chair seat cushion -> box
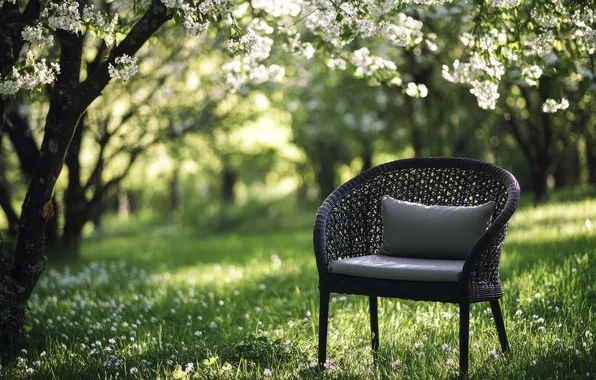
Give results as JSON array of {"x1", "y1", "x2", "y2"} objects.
[
  {"x1": 379, "y1": 196, "x2": 495, "y2": 260},
  {"x1": 329, "y1": 255, "x2": 465, "y2": 282}
]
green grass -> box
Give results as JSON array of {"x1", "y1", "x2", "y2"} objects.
[{"x1": 2, "y1": 198, "x2": 596, "y2": 379}]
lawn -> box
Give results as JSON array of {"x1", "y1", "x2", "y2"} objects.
[{"x1": 2, "y1": 198, "x2": 595, "y2": 379}]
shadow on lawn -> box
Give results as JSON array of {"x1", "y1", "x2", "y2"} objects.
[
  {"x1": 68, "y1": 229, "x2": 314, "y2": 272},
  {"x1": 470, "y1": 343, "x2": 596, "y2": 380}
]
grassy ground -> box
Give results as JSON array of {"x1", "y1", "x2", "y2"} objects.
[{"x1": 1, "y1": 198, "x2": 595, "y2": 379}]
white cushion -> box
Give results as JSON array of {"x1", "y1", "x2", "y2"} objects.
[
  {"x1": 378, "y1": 196, "x2": 495, "y2": 260},
  {"x1": 329, "y1": 255, "x2": 465, "y2": 282}
]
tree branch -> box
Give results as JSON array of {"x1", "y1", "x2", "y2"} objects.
[
  {"x1": 5, "y1": 102, "x2": 40, "y2": 177},
  {"x1": 75, "y1": 0, "x2": 172, "y2": 111},
  {"x1": 0, "y1": 0, "x2": 41, "y2": 75}
]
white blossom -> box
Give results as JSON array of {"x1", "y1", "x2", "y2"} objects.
[
  {"x1": 222, "y1": 27, "x2": 284, "y2": 92},
  {"x1": 470, "y1": 80, "x2": 500, "y2": 110},
  {"x1": 531, "y1": 9, "x2": 558, "y2": 29},
  {"x1": 196, "y1": 0, "x2": 231, "y2": 15},
  {"x1": 379, "y1": 14, "x2": 423, "y2": 47},
  {"x1": 22, "y1": 25, "x2": 54, "y2": 48},
  {"x1": 82, "y1": 5, "x2": 119, "y2": 46},
  {"x1": 184, "y1": 16, "x2": 210, "y2": 37},
  {"x1": 402, "y1": 0, "x2": 453, "y2": 4},
  {"x1": 490, "y1": 0, "x2": 520, "y2": 7},
  {"x1": 228, "y1": 28, "x2": 259, "y2": 56},
  {"x1": 252, "y1": 0, "x2": 301, "y2": 17},
  {"x1": 108, "y1": 55, "x2": 139, "y2": 82},
  {"x1": 0, "y1": 56, "x2": 60, "y2": 96},
  {"x1": 542, "y1": 98, "x2": 569, "y2": 113},
  {"x1": 355, "y1": 19, "x2": 377, "y2": 38},
  {"x1": 327, "y1": 58, "x2": 347, "y2": 71},
  {"x1": 302, "y1": 42, "x2": 315, "y2": 59},
  {"x1": 160, "y1": 0, "x2": 191, "y2": 11},
  {"x1": 524, "y1": 32, "x2": 555, "y2": 56},
  {"x1": 41, "y1": 2, "x2": 82, "y2": 33},
  {"x1": 351, "y1": 48, "x2": 397, "y2": 78},
  {"x1": 521, "y1": 65, "x2": 543, "y2": 86}
]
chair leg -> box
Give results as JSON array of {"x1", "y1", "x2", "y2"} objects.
[
  {"x1": 459, "y1": 301, "x2": 470, "y2": 374},
  {"x1": 490, "y1": 299, "x2": 509, "y2": 352},
  {"x1": 318, "y1": 288, "x2": 330, "y2": 369},
  {"x1": 369, "y1": 296, "x2": 379, "y2": 352}
]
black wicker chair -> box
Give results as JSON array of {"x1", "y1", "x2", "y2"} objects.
[{"x1": 313, "y1": 157, "x2": 520, "y2": 373}]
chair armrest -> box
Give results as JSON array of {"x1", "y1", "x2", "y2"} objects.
[
  {"x1": 313, "y1": 201, "x2": 331, "y2": 279},
  {"x1": 459, "y1": 174, "x2": 520, "y2": 291}
]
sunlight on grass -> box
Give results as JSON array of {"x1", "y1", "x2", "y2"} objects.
[{"x1": 2, "y1": 199, "x2": 595, "y2": 379}]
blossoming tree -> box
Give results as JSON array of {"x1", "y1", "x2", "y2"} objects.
[{"x1": 0, "y1": 0, "x2": 594, "y2": 336}]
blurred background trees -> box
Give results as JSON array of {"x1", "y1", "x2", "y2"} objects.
[{"x1": 1, "y1": 0, "x2": 594, "y2": 260}]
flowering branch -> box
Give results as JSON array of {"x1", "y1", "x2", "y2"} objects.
[{"x1": 76, "y1": 0, "x2": 172, "y2": 111}]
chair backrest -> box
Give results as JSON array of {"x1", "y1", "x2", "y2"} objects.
[{"x1": 314, "y1": 158, "x2": 520, "y2": 277}]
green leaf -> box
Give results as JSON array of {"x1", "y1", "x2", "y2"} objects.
[
  {"x1": 340, "y1": 25, "x2": 353, "y2": 42},
  {"x1": 172, "y1": 366, "x2": 186, "y2": 379},
  {"x1": 173, "y1": 10, "x2": 184, "y2": 26},
  {"x1": 199, "y1": 357, "x2": 217, "y2": 367}
]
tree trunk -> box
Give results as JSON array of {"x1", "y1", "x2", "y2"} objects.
[
  {"x1": 411, "y1": 127, "x2": 423, "y2": 157},
  {"x1": 1, "y1": 28, "x2": 85, "y2": 337},
  {"x1": 91, "y1": 205, "x2": 104, "y2": 233},
  {"x1": 0, "y1": 245, "x2": 27, "y2": 343},
  {"x1": 61, "y1": 122, "x2": 87, "y2": 258},
  {"x1": 0, "y1": 0, "x2": 171, "y2": 337},
  {"x1": 587, "y1": 137, "x2": 596, "y2": 185},
  {"x1": 316, "y1": 141, "x2": 336, "y2": 202},
  {"x1": 118, "y1": 191, "x2": 130, "y2": 219},
  {"x1": 531, "y1": 162, "x2": 550, "y2": 203},
  {"x1": 5, "y1": 103, "x2": 59, "y2": 249},
  {"x1": 361, "y1": 142, "x2": 373, "y2": 173},
  {"x1": 170, "y1": 168, "x2": 182, "y2": 212},
  {"x1": 221, "y1": 167, "x2": 237, "y2": 205},
  {"x1": 553, "y1": 146, "x2": 580, "y2": 188},
  {"x1": 0, "y1": 182, "x2": 19, "y2": 236}
]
